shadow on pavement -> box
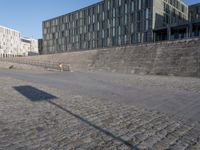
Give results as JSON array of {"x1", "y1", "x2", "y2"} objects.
[
  {"x1": 13, "y1": 85, "x2": 138, "y2": 149},
  {"x1": 13, "y1": 85, "x2": 57, "y2": 101}
]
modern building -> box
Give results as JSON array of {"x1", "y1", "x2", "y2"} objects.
[
  {"x1": 42, "y1": 0, "x2": 198, "y2": 54},
  {"x1": 154, "y1": 2, "x2": 200, "y2": 41},
  {"x1": 189, "y1": 3, "x2": 200, "y2": 22},
  {"x1": 21, "y1": 38, "x2": 38, "y2": 56},
  {"x1": 153, "y1": 0, "x2": 188, "y2": 41},
  {"x1": 0, "y1": 26, "x2": 20, "y2": 57},
  {"x1": 189, "y1": 3, "x2": 200, "y2": 37},
  {"x1": 153, "y1": 0, "x2": 188, "y2": 29},
  {"x1": 0, "y1": 25, "x2": 38, "y2": 57}
]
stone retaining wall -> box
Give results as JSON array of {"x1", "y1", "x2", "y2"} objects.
[{"x1": 1, "y1": 38, "x2": 200, "y2": 77}]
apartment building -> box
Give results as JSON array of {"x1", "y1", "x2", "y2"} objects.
[
  {"x1": 0, "y1": 25, "x2": 38, "y2": 57},
  {"x1": 0, "y1": 26, "x2": 20, "y2": 57},
  {"x1": 21, "y1": 38, "x2": 38, "y2": 56},
  {"x1": 42, "y1": 0, "x2": 192, "y2": 54}
]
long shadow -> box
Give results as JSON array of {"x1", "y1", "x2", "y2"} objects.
[
  {"x1": 14, "y1": 86, "x2": 57, "y2": 101},
  {"x1": 13, "y1": 85, "x2": 138, "y2": 149}
]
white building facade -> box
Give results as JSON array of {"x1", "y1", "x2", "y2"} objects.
[
  {"x1": 0, "y1": 25, "x2": 38, "y2": 57},
  {"x1": 21, "y1": 38, "x2": 38, "y2": 56}
]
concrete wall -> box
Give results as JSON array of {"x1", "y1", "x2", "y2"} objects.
[{"x1": 1, "y1": 38, "x2": 200, "y2": 77}]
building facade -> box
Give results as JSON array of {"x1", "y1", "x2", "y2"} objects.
[
  {"x1": 154, "y1": 2, "x2": 200, "y2": 41},
  {"x1": 189, "y1": 3, "x2": 200, "y2": 22},
  {"x1": 21, "y1": 38, "x2": 38, "y2": 56},
  {"x1": 153, "y1": 0, "x2": 188, "y2": 29},
  {"x1": 189, "y1": 3, "x2": 200, "y2": 37},
  {"x1": 0, "y1": 25, "x2": 38, "y2": 57},
  {"x1": 42, "y1": 0, "x2": 195, "y2": 54},
  {"x1": 0, "y1": 26, "x2": 21, "y2": 57}
]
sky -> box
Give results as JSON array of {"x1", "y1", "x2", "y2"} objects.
[{"x1": 0, "y1": 0, "x2": 198, "y2": 39}]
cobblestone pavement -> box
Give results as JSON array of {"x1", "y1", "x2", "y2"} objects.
[
  {"x1": 0, "y1": 77, "x2": 200, "y2": 150},
  {"x1": 1, "y1": 70, "x2": 200, "y2": 122},
  {"x1": 88, "y1": 71, "x2": 200, "y2": 93},
  {"x1": 3, "y1": 69, "x2": 200, "y2": 93}
]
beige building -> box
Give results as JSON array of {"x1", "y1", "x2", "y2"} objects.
[
  {"x1": 0, "y1": 25, "x2": 38, "y2": 57},
  {"x1": 21, "y1": 38, "x2": 38, "y2": 56}
]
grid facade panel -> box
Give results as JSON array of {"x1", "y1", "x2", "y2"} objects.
[
  {"x1": 42, "y1": 0, "x2": 188, "y2": 54},
  {"x1": 43, "y1": 0, "x2": 154, "y2": 53}
]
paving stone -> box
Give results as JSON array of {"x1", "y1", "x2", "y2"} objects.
[{"x1": 0, "y1": 77, "x2": 199, "y2": 149}]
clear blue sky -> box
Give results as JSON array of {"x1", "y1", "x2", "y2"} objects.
[{"x1": 0, "y1": 0, "x2": 198, "y2": 39}]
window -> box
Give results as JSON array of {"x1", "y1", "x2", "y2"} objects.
[
  {"x1": 97, "y1": 5, "x2": 100, "y2": 13},
  {"x1": 131, "y1": 1, "x2": 135, "y2": 12},
  {"x1": 125, "y1": 4, "x2": 128, "y2": 14},
  {"x1": 125, "y1": 15, "x2": 128, "y2": 25},
  {"x1": 119, "y1": 0, "x2": 121, "y2": 6},
  {"x1": 118, "y1": 26, "x2": 121, "y2": 35},
  {"x1": 102, "y1": 12, "x2": 105, "y2": 20},
  {"x1": 138, "y1": 0, "x2": 141, "y2": 10},
  {"x1": 145, "y1": 20, "x2": 149, "y2": 31},
  {"x1": 113, "y1": 8, "x2": 116, "y2": 17},
  {"x1": 108, "y1": 0, "x2": 110, "y2": 10},
  {"x1": 113, "y1": 28, "x2": 115, "y2": 37},
  {"x1": 102, "y1": 30, "x2": 105, "y2": 38},
  {"x1": 97, "y1": 22, "x2": 100, "y2": 31},
  {"x1": 113, "y1": 18, "x2": 116, "y2": 27},
  {"x1": 137, "y1": 22, "x2": 141, "y2": 32},
  {"x1": 146, "y1": 8, "x2": 149, "y2": 19},
  {"x1": 137, "y1": 33, "x2": 141, "y2": 43}
]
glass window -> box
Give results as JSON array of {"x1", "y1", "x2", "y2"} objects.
[
  {"x1": 131, "y1": 1, "x2": 134, "y2": 12},
  {"x1": 125, "y1": 15, "x2": 127, "y2": 25},
  {"x1": 119, "y1": 0, "x2": 121, "y2": 6},
  {"x1": 146, "y1": 8, "x2": 149, "y2": 19},
  {"x1": 138, "y1": 0, "x2": 141, "y2": 10},
  {"x1": 113, "y1": 28, "x2": 115, "y2": 36},
  {"x1": 145, "y1": 20, "x2": 149, "y2": 31},
  {"x1": 125, "y1": 4, "x2": 128, "y2": 14}
]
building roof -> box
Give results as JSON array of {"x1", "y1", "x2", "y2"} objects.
[
  {"x1": 43, "y1": 0, "x2": 103, "y2": 23},
  {"x1": 0, "y1": 25, "x2": 20, "y2": 33}
]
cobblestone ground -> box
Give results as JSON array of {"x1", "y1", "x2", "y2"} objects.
[
  {"x1": 93, "y1": 72, "x2": 200, "y2": 93},
  {"x1": 0, "y1": 77, "x2": 200, "y2": 150}
]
